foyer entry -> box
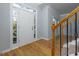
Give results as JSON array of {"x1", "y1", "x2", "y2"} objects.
[{"x1": 12, "y1": 4, "x2": 37, "y2": 48}]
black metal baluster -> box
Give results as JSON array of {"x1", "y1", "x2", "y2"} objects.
[
  {"x1": 67, "y1": 19, "x2": 68, "y2": 56},
  {"x1": 60, "y1": 24, "x2": 62, "y2": 56},
  {"x1": 70, "y1": 23, "x2": 72, "y2": 42},
  {"x1": 75, "y1": 13, "x2": 78, "y2": 56}
]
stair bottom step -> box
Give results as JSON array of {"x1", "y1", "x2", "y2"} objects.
[
  {"x1": 63, "y1": 38, "x2": 79, "y2": 48},
  {"x1": 69, "y1": 53, "x2": 79, "y2": 56}
]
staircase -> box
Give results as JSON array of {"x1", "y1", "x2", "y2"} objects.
[
  {"x1": 51, "y1": 6, "x2": 79, "y2": 56},
  {"x1": 62, "y1": 38, "x2": 79, "y2": 56}
]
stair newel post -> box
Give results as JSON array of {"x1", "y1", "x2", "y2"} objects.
[{"x1": 51, "y1": 24, "x2": 56, "y2": 56}]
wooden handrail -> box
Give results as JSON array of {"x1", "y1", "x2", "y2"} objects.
[
  {"x1": 52, "y1": 6, "x2": 79, "y2": 30},
  {"x1": 51, "y1": 6, "x2": 79, "y2": 56},
  {"x1": 62, "y1": 16, "x2": 79, "y2": 29}
]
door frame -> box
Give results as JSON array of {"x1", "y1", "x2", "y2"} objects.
[{"x1": 10, "y1": 4, "x2": 37, "y2": 49}]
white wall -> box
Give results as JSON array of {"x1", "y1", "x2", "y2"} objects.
[
  {"x1": 37, "y1": 5, "x2": 60, "y2": 40},
  {"x1": 0, "y1": 3, "x2": 62, "y2": 52},
  {"x1": 0, "y1": 3, "x2": 10, "y2": 52},
  {"x1": 37, "y1": 6, "x2": 49, "y2": 39},
  {"x1": 41, "y1": 6, "x2": 49, "y2": 38},
  {"x1": 48, "y1": 6, "x2": 60, "y2": 39},
  {"x1": 37, "y1": 7, "x2": 43, "y2": 38}
]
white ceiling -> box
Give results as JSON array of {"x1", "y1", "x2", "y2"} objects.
[
  {"x1": 18, "y1": 3, "x2": 41, "y2": 10},
  {"x1": 24, "y1": 3, "x2": 41, "y2": 8},
  {"x1": 47, "y1": 3, "x2": 79, "y2": 14},
  {"x1": 19, "y1": 3, "x2": 79, "y2": 14}
]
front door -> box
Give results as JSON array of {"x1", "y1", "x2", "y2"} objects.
[{"x1": 16, "y1": 9, "x2": 34, "y2": 46}]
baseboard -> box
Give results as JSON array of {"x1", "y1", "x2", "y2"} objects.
[
  {"x1": 1, "y1": 45, "x2": 19, "y2": 54},
  {"x1": 37, "y1": 37, "x2": 49, "y2": 40},
  {"x1": 1, "y1": 42, "x2": 33, "y2": 54}
]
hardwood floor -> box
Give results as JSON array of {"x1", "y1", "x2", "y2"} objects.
[
  {"x1": 1, "y1": 39, "x2": 51, "y2": 56},
  {"x1": 1, "y1": 38, "x2": 73, "y2": 56}
]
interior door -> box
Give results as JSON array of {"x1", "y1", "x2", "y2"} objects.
[{"x1": 16, "y1": 9, "x2": 34, "y2": 46}]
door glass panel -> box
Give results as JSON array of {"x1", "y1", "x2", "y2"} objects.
[{"x1": 13, "y1": 10, "x2": 17, "y2": 44}]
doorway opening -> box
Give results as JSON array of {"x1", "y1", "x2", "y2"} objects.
[{"x1": 11, "y1": 4, "x2": 37, "y2": 48}]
